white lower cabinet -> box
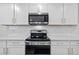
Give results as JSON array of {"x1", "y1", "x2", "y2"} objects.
[
  {"x1": 51, "y1": 46, "x2": 68, "y2": 55},
  {"x1": 76, "y1": 46, "x2": 79, "y2": 55},
  {"x1": 0, "y1": 40, "x2": 6, "y2": 55},
  {"x1": 51, "y1": 40, "x2": 70, "y2": 55},
  {"x1": 7, "y1": 40, "x2": 25, "y2": 55},
  {"x1": 70, "y1": 41, "x2": 79, "y2": 55},
  {"x1": 69, "y1": 46, "x2": 78, "y2": 55},
  {"x1": 0, "y1": 48, "x2": 6, "y2": 55},
  {"x1": 51, "y1": 40, "x2": 79, "y2": 55},
  {"x1": 0, "y1": 40, "x2": 25, "y2": 55},
  {"x1": 68, "y1": 46, "x2": 79, "y2": 55},
  {"x1": 1, "y1": 40, "x2": 79, "y2": 55},
  {"x1": 7, "y1": 48, "x2": 25, "y2": 55}
]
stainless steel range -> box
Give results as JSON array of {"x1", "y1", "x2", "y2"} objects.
[{"x1": 25, "y1": 30, "x2": 51, "y2": 55}]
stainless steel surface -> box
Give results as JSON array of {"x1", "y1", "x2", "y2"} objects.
[
  {"x1": 31, "y1": 30, "x2": 47, "y2": 33},
  {"x1": 29, "y1": 13, "x2": 48, "y2": 25},
  {"x1": 25, "y1": 41, "x2": 51, "y2": 45}
]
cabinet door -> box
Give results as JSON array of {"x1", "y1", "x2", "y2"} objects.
[
  {"x1": 48, "y1": 3, "x2": 63, "y2": 25},
  {"x1": 0, "y1": 48, "x2": 6, "y2": 55},
  {"x1": 0, "y1": 4, "x2": 13, "y2": 24},
  {"x1": 29, "y1": 3, "x2": 48, "y2": 13},
  {"x1": 15, "y1": 3, "x2": 48, "y2": 25},
  {"x1": 0, "y1": 40, "x2": 6, "y2": 55},
  {"x1": 51, "y1": 40, "x2": 69, "y2": 55},
  {"x1": 15, "y1": 3, "x2": 29, "y2": 24},
  {"x1": 70, "y1": 41, "x2": 79, "y2": 55},
  {"x1": 7, "y1": 40, "x2": 25, "y2": 55},
  {"x1": 70, "y1": 46, "x2": 78, "y2": 55},
  {"x1": 51, "y1": 46, "x2": 68, "y2": 55},
  {"x1": 76, "y1": 46, "x2": 79, "y2": 55},
  {"x1": 64, "y1": 3, "x2": 78, "y2": 25},
  {"x1": 29, "y1": 3, "x2": 39, "y2": 13},
  {"x1": 7, "y1": 48, "x2": 25, "y2": 55}
]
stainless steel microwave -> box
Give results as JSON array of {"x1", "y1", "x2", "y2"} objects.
[{"x1": 28, "y1": 13, "x2": 49, "y2": 25}]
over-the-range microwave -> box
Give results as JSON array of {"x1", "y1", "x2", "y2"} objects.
[{"x1": 28, "y1": 13, "x2": 49, "y2": 25}]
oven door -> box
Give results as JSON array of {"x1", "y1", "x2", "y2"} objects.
[{"x1": 25, "y1": 45, "x2": 50, "y2": 55}]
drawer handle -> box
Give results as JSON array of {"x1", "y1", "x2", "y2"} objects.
[
  {"x1": 3, "y1": 48, "x2": 6, "y2": 55},
  {"x1": 6, "y1": 48, "x2": 8, "y2": 55},
  {"x1": 68, "y1": 48, "x2": 73, "y2": 55}
]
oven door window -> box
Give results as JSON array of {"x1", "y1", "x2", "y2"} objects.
[{"x1": 26, "y1": 45, "x2": 50, "y2": 55}]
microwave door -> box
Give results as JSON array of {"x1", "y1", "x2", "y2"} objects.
[
  {"x1": 29, "y1": 13, "x2": 48, "y2": 25},
  {"x1": 29, "y1": 16, "x2": 44, "y2": 22}
]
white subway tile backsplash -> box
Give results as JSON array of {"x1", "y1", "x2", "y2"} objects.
[{"x1": 0, "y1": 25, "x2": 79, "y2": 40}]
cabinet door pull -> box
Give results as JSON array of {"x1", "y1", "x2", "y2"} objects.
[
  {"x1": 3, "y1": 48, "x2": 6, "y2": 55},
  {"x1": 6, "y1": 48, "x2": 8, "y2": 55},
  {"x1": 68, "y1": 48, "x2": 73, "y2": 55}
]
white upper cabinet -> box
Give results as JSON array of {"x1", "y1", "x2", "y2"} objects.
[
  {"x1": 48, "y1": 3, "x2": 78, "y2": 25},
  {"x1": 15, "y1": 3, "x2": 29, "y2": 25},
  {"x1": 48, "y1": 4, "x2": 63, "y2": 25},
  {"x1": 15, "y1": 3, "x2": 48, "y2": 25},
  {"x1": 0, "y1": 4, "x2": 13, "y2": 24},
  {"x1": 13, "y1": 3, "x2": 78, "y2": 25},
  {"x1": 29, "y1": 3, "x2": 48, "y2": 13},
  {"x1": 63, "y1": 3, "x2": 78, "y2": 25},
  {"x1": 0, "y1": 3, "x2": 78, "y2": 25}
]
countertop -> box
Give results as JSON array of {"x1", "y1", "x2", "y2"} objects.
[{"x1": 0, "y1": 36, "x2": 79, "y2": 41}]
